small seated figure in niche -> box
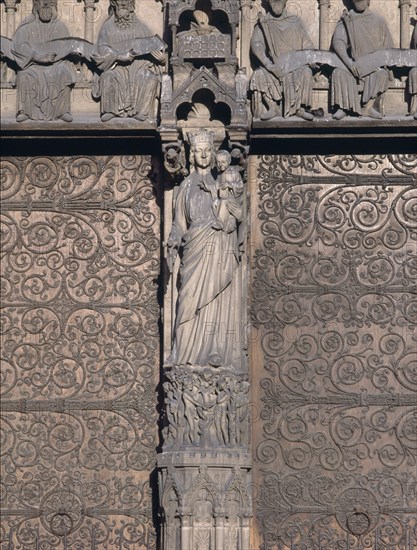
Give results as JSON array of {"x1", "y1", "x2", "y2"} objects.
[
  {"x1": 12, "y1": 0, "x2": 77, "y2": 122},
  {"x1": 408, "y1": 11, "x2": 417, "y2": 119},
  {"x1": 92, "y1": 0, "x2": 166, "y2": 122},
  {"x1": 214, "y1": 150, "x2": 244, "y2": 236},
  {"x1": 331, "y1": 0, "x2": 393, "y2": 120},
  {"x1": 177, "y1": 10, "x2": 220, "y2": 38},
  {"x1": 250, "y1": 0, "x2": 317, "y2": 121}
]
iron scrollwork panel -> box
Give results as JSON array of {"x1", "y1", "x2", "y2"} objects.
[
  {"x1": 0, "y1": 156, "x2": 160, "y2": 549},
  {"x1": 251, "y1": 155, "x2": 417, "y2": 549}
]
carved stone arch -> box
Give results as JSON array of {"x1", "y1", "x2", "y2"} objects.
[
  {"x1": 176, "y1": 89, "x2": 232, "y2": 128},
  {"x1": 224, "y1": 469, "x2": 251, "y2": 513},
  {"x1": 161, "y1": 469, "x2": 183, "y2": 509},
  {"x1": 185, "y1": 471, "x2": 222, "y2": 509},
  {"x1": 162, "y1": 485, "x2": 181, "y2": 528},
  {"x1": 169, "y1": 68, "x2": 238, "y2": 129},
  {"x1": 168, "y1": 0, "x2": 239, "y2": 26},
  {"x1": 176, "y1": 2, "x2": 231, "y2": 33}
]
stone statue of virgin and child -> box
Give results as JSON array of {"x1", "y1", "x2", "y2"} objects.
[{"x1": 165, "y1": 131, "x2": 245, "y2": 371}]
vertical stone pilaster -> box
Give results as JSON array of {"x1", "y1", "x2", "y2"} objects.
[
  {"x1": 214, "y1": 514, "x2": 225, "y2": 549},
  {"x1": 240, "y1": 0, "x2": 261, "y2": 78},
  {"x1": 4, "y1": 0, "x2": 17, "y2": 37},
  {"x1": 180, "y1": 513, "x2": 192, "y2": 550},
  {"x1": 240, "y1": 514, "x2": 251, "y2": 549},
  {"x1": 318, "y1": 0, "x2": 331, "y2": 50},
  {"x1": 82, "y1": 0, "x2": 98, "y2": 43},
  {"x1": 79, "y1": 0, "x2": 98, "y2": 82},
  {"x1": 399, "y1": 0, "x2": 412, "y2": 48}
]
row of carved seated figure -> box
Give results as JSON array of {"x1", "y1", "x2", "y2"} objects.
[
  {"x1": 0, "y1": 0, "x2": 167, "y2": 122},
  {"x1": 251, "y1": 0, "x2": 417, "y2": 121},
  {"x1": 1, "y1": 0, "x2": 417, "y2": 122}
]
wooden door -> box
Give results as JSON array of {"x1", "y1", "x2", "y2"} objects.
[
  {"x1": 250, "y1": 155, "x2": 417, "y2": 549},
  {"x1": 0, "y1": 156, "x2": 160, "y2": 549}
]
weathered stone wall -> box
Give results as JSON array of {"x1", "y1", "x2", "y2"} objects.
[
  {"x1": 0, "y1": 155, "x2": 160, "y2": 549},
  {"x1": 249, "y1": 154, "x2": 417, "y2": 549}
]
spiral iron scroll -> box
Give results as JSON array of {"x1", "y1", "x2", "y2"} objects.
[
  {"x1": 252, "y1": 155, "x2": 417, "y2": 549},
  {"x1": 0, "y1": 156, "x2": 159, "y2": 549}
]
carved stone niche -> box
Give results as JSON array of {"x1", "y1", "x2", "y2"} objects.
[
  {"x1": 158, "y1": 453, "x2": 252, "y2": 550},
  {"x1": 160, "y1": 0, "x2": 248, "y2": 145},
  {"x1": 169, "y1": 0, "x2": 238, "y2": 85}
]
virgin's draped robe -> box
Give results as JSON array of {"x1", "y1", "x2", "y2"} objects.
[
  {"x1": 92, "y1": 15, "x2": 162, "y2": 120},
  {"x1": 250, "y1": 11, "x2": 314, "y2": 117},
  {"x1": 331, "y1": 9, "x2": 393, "y2": 113},
  {"x1": 12, "y1": 15, "x2": 76, "y2": 120},
  {"x1": 167, "y1": 172, "x2": 242, "y2": 368}
]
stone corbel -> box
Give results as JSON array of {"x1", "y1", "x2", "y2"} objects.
[
  {"x1": 318, "y1": 0, "x2": 331, "y2": 50},
  {"x1": 399, "y1": 0, "x2": 412, "y2": 48}
]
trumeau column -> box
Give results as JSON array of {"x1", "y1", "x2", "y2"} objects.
[
  {"x1": 399, "y1": 0, "x2": 412, "y2": 48},
  {"x1": 157, "y1": 2, "x2": 251, "y2": 546},
  {"x1": 318, "y1": 0, "x2": 331, "y2": 50}
]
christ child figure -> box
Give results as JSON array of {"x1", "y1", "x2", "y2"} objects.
[{"x1": 214, "y1": 150, "x2": 243, "y2": 234}]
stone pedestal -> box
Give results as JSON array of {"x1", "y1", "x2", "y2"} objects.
[{"x1": 158, "y1": 451, "x2": 252, "y2": 550}]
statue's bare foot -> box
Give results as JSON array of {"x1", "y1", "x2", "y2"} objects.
[
  {"x1": 366, "y1": 107, "x2": 383, "y2": 119},
  {"x1": 260, "y1": 108, "x2": 280, "y2": 121},
  {"x1": 332, "y1": 109, "x2": 347, "y2": 120},
  {"x1": 16, "y1": 113, "x2": 29, "y2": 122},
  {"x1": 208, "y1": 354, "x2": 222, "y2": 367},
  {"x1": 59, "y1": 113, "x2": 73, "y2": 122},
  {"x1": 133, "y1": 113, "x2": 147, "y2": 121},
  {"x1": 101, "y1": 112, "x2": 115, "y2": 122},
  {"x1": 297, "y1": 108, "x2": 314, "y2": 121}
]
